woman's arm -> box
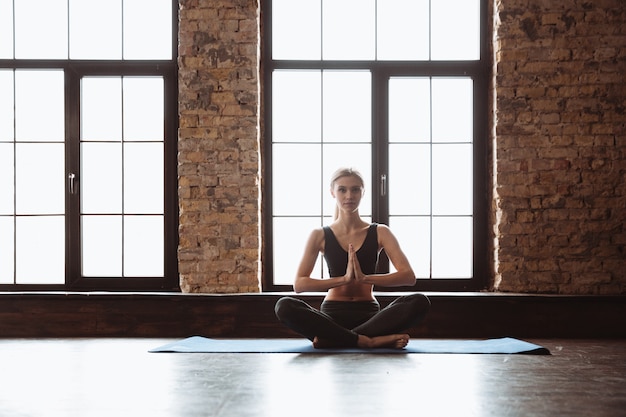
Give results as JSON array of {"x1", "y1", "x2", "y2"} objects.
[
  {"x1": 293, "y1": 229, "x2": 349, "y2": 293},
  {"x1": 355, "y1": 224, "x2": 416, "y2": 287}
]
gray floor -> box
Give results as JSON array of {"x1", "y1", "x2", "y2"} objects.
[{"x1": 0, "y1": 338, "x2": 624, "y2": 416}]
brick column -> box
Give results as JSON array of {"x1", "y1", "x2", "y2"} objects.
[{"x1": 177, "y1": 0, "x2": 261, "y2": 293}]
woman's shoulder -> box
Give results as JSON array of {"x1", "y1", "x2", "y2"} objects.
[
  {"x1": 309, "y1": 227, "x2": 326, "y2": 239},
  {"x1": 373, "y1": 223, "x2": 397, "y2": 242},
  {"x1": 373, "y1": 222, "x2": 391, "y2": 233},
  {"x1": 303, "y1": 227, "x2": 326, "y2": 253}
]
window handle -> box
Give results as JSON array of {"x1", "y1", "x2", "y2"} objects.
[
  {"x1": 380, "y1": 174, "x2": 387, "y2": 197},
  {"x1": 68, "y1": 173, "x2": 76, "y2": 195}
]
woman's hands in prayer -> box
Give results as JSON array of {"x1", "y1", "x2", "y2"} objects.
[{"x1": 345, "y1": 243, "x2": 367, "y2": 284}]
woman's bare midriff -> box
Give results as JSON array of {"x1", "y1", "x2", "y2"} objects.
[{"x1": 325, "y1": 282, "x2": 375, "y2": 302}]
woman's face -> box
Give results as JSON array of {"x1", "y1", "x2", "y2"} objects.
[{"x1": 331, "y1": 175, "x2": 364, "y2": 212}]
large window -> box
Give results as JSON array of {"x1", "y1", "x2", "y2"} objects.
[
  {"x1": 263, "y1": 0, "x2": 489, "y2": 291},
  {"x1": 0, "y1": 0, "x2": 178, "y2": 290}
]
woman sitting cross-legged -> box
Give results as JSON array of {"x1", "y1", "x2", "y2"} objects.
[{"x1": 274, "y1": 167, "x2": 430, "y2": 349}]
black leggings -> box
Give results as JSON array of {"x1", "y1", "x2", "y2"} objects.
[{"x1": 274, "y1": 293, "x2": 430, "y2": 347}]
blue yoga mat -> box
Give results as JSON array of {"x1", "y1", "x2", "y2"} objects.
[{"x1": 149, "y1": 336, "x2": 550, "y2": 354}]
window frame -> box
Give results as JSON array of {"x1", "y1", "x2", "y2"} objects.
[
  {"x1": 261, "y1": 0, "x2": 490, "y2": 292},
  {"x1": 0, "y1": 2, "x2": 179, "y2": 291}
]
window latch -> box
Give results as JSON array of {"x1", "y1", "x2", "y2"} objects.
[
  {"x1": 380, "y1": 174, "x2": 387, "y2": 197},
  {"x1": 68, "y1": 173, "x2": 76, "y2": 195}
]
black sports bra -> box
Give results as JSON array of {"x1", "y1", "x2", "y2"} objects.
[{"x1": 323, "y1": 224, "x2": 380, "y2": 277}]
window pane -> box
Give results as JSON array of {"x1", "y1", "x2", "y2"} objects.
[
  {"x1": 273, "y1": 217, "x2": 323, "y2": 285},
  {"x1": 123, "y1": 0, "x2": 172, "y2": 60},
  {"x1": 377, "y1": 0, "x2": 429, "y2": 60},
  {"x1": 81, "y1": 143, "x2": 123, "y2": 214},
  {"x1": 0, "y1": 217, "x2": 14, "y2": 283},
  {"x1": 83, "y1": 215, "x2": 165, "y2": 277},
  {"x1": 432, "y1": 78, "x2": 473, "y2": 143},
  {"x1": 124, "y1": 143, "x2": 163, "y2": 214},
  {"x1": 272, "y1": 144, "x2": 321, "y2": 216},
  {"x1": 272, "y1": 71, "x2": 321, "y2": 143},
  {"x1": 432, "y1": 144, "x2": 472, "y2": 216},
  {"x1": 123, "y1": 77, "x2": 164, "y2": 141},
  {"x1": 272, "y1": 0, "x2": 321, "y2": 60},
  {"x1": 432, "y1": 216, "x2": 472, "y2": 278},
  {"x1": 323, "y1": 71, "x2": 371, "y2": 142},
  {"x1": 14, "y1": 0, "x2": 67, "y2": 59},
  {"x1": 15, "y1": 70, "x2": 65, "y2": 142},
  {"x1": 82, "y1": 215, "x2": 122, "y2": 277},
  {"x1": 124, "y1": 215, "x2": 164, "y2": 277},
  {"x1": 389, "y1": 144, "x2": 430, "y2": 216},
  {"x1": 322, "y1": 0, "x2": 375, "y2": 60},
  {"x1": 389, "y1": 77, "x2": 431, "y2": 142},
  {"x1": 322, "y1": 144, "x2": 371, "y2": 218},
  {"x1": 0, "y1": 144, "x2": 14, "y2": 215},
  {"x1": 0, "y1": 0, "x2": 12, "y2": 59},
  {"x1": 69, "y1": 0, "x2": 122, "y2": 59},
  {"x1": 431, "y1": 0, "x2": 480, "y2": 60},
  {"x1": 389, "y1": 216, "x2": 430, "y2": 279},
  {"x1": 0, "y1": 70, "x2": 14, "y2": 141},
  {"x1": 16, "y1": 216, "x2": 64, "y2": 284},
  {"x1": 16, "y1": 144, "x2": 64, "y2": 215},
  {"x1": 82, "y1": 77, "x2": 123, "y2": 141}
]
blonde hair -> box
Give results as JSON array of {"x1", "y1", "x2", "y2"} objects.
[{"x1": 330, "y1": 167, "x2": 365, "y2": 220}]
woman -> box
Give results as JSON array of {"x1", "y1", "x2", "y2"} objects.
[{"x1": 275, "y1": 167, "x2": 430, "y2": 349}]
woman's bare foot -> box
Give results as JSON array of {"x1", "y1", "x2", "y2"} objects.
[
  {"x1": 312, "y1": 334, "x2": 410, "y2": 349},
  {"x1": 357, "y1": 334, "x2": 410, "y2": 349},
  {"x1": 313, "y1": 336, "x2": 331, "y2": 349}
]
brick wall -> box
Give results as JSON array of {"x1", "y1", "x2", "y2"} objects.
[
  {"x1": 177, "y1": 0, "x2": 625, "y2": 294},
  {"x1": 493, "y1": 0, "x2": 626, "y2": 293}
]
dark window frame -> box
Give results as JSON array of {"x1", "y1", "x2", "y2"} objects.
[{"x1": 261, "y1": 0, "x2": 490, "y2": 292}]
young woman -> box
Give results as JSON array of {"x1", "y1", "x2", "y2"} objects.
[{"x1": 274, "y1": 167, "x2": 430, "y2": 349}]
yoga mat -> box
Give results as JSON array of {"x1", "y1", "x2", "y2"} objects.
[{"x1": 149, "y1": 336, "x2": 550, "y2": 355}]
